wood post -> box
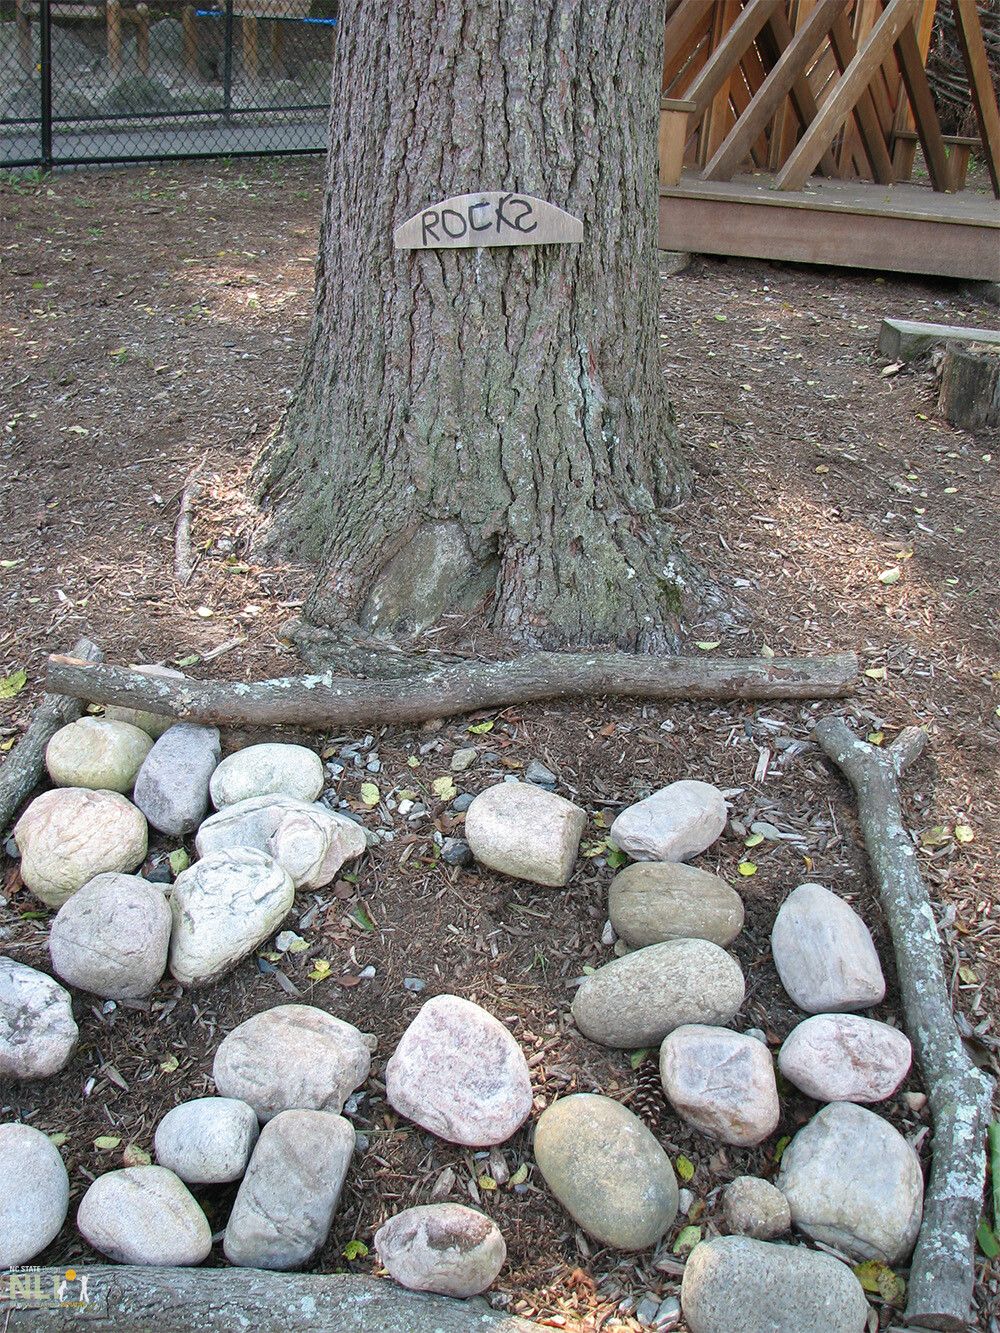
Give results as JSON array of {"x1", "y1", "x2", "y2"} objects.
[
  {"x1": 659, "y1": 98, "x2": 696, "y2": 186},
  {"x1": 951, "y1": 0, "x2": 1000, "y2": 197},
  {"x1": 135, "y1": 3, "x2": 150, "y2": 77},
  {"x1": 243, "y1": 13, "x2": 259, "y2": 83},
  {"x1": 106, "y1": 0, "x2": 123, "y2": 77},
  {"x1": 182, "y1": 4, "x2": 198, "y2": 77},
  {"x1": 15, "y1": 0, "x2": 33, "y2": 77}
]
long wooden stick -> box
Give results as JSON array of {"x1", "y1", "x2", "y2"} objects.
[
  {"x1": 0, "y1": 638, "x2": 103, "y2": 834},
  {"x1": 814, "y1": 717, "x2": 995, "y2": 1331},
  {"x1": 44, "y1": 651, "x2": 858, "y2": 731}
]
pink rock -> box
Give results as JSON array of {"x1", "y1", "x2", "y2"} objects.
[
  {"x1": 771, "y1": 884, "x2": 885, "y2": 1013},
  {"x1": 385, "y1": 995, "x2": 532, "y2": 1147},
  {"x1": 778, "y1": 1014, "x2": 912, "y2": 1103},
  {"x1": 375, "y1": 1203, "x2": 506, "y2": 1297},
  {"x1": 659, "y1": 1025, "x2": 780, "y2": 1146}
]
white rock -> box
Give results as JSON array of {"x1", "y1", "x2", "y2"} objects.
[
  {"x1": 0, "y1": 1123, "x2": 70, "y2": 1266},
  {"x1": 777, "y1": 1101, "x2": 923, "y2": 1263},
  {"x1": 610, "y1": 780, "x2": 727, "y2": 862},
  {"x1": 195, "y1": 793, "x2": 307, "y2": 857},
  {"x1": 464, "y1": 783, "x2": 586, "y2": 887},
  {"x1": 659, "y1": 1025, "x2": 779, "y2": 1146},
  {"x1": 14, "y1": 788, "x2": 148, "y2": 908},
  {"x1": 224, "y1": 1109, "x2": 354, "y2": 1269},
  {"x1": 76, "y1": 1165, "x2": 212, "y2": 1265},
  {"x1": 375, "y1": 1204, "x2": 506, "y2": 1298},
  {"x1": 779, "y1": 1014, "x2": 912, "y2": 1103},
  {"x1": 267, "y1": 805, "x2": 367, "y2": 890},
  {"x1": 106, "y1": 664, "x2": 184, "y2": 738},
  {"x1": 45, "y1": 717, "x2": 153, "y2": 794},
  {"x1": 571, "y1": 939, "x2": 745, "y2": 1048},
  {"x1": 154, "y1": 1097, "x2": 259, "y2": 1184},
  {"x1": 213, "y1": 1004, "x2": 371, "y2": 1121},
  {"x1": 608, "y1": 862, "x2": 744, "y2": 948},
  {"x1": 681, "y1": 1235, "x2": 868, "y2": 1333},
  {"x1": 771, "y1": 883, "x2": 885, "y2": 1013},
  {"x1": 385, "y1": 994, "x2": 532, "y2": 1146},
  {"x1": 209, "y1": 743, "x2": 324, "y2": 809},
  {"x1": 48, "y1": 873, "x2": 171, "y2": 999},
  {"x1": 0, "y1": 957, "x2": 78, "y2": 1079},
  {"x1": 168, "y1": 849, "x2": 294, "y2": 987},
  {"x1": 721, "y1": 1177, "x2": 790, "y2": 1239},
  {"x1": 132, "y1": 723, "x2": 221, "y2": 836}
]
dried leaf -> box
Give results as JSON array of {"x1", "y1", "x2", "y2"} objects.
[
  {"x1": 93, "y1": 1135, "x2": 121, "y2": 1151},
  {"x1": 672, "y1": 1225, "x2": 701, "y2": 1254},
  {"x1": 674, "y1": 1155, "x2": 695, "y2": 1182},
  {"x1": 432, "y1": 775, "x2": 457, "y2": 801},
  {"x1": 852, "y1": 1260, "x2": 906, "y2": 1306},
  {"x1": 954, "y1": 824, "x2": 974, "y2": 844},
  {"x1": 122, "y1": 1143, "x2": 151, "y2": 1167},
  {"x1": 0, "y1": 669, "x2": 27, "y2": 700},
  {"x1": 864, "y1": 666, "x2": 887, "y2": 681},
  {"x1": 359, "y1": 781, "x2": 380, "y2": 807}
]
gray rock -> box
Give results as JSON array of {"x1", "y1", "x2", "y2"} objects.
[
  {"x1": 609, "y1": 862, "x2": 744, "y2": 948},
  {"x1": 659, "y1": 1025, "x2": 779, "y2": 1146},
  {"x1": 196, "y1": 795, "x2": 364, "y2": 889},
  {"x1": 154, "y1": 1096, "x2": 259, "y2": 1184},
  {"x1": 0, "y1": 1123, "x2": 70, "y2": 1266},
  {"x1": 375, "y1": 1203, "x2": 506, "y2": 1298},
  {"x1": 680, "y1": 1235, "x2": 868, "y2": 1333},
  {"x1": 76, "y1": 1165, "x2": 212, "y2": 1265},
  {"x1": 771, "y1": 884, "x2": 885, "y2": 1013},
  {"x1": 778, "y1": 1013, "x2": 912, "y2": 1103},
  {"x1": 464, "y1": 782, "x2": 586, "y2": 887},
  {"x1": 450, "y1": 747, "x2": 477, "y2": 772},
  {"x1": 609, "y1": 780, "x2": 727, "y2": 862},
  {"x1": 196, "y1": 793, "x2": 308, "y2": 858},
  {"x1": 439, "y1": 837, "x2": 471, "y2": 866},
  {"x1": 722, "y1": 1176, "x2": 790, "y2": 1239},
  {"x1": 213, "y1": 1004, "x2": 371, "y2": 1122},
  {"x1": 0, "y1": 957, "x2": 78, "y2": 1079},
  {"x1": 525, "y1": 759, "x2": 557, "y2": 786},
  {"x1": 572, "y1": 939, "x2": 745, "y2": 1048},
  {"x1": 45, "y1": 717, "x2": 153, "y2": 794},
  {"x1": 533, "y1": 1094, "x2": 678, "y2": 1250},
  {"x1": 133, "y1": 723, "x2": 221, "y2": 836},
  {"x1": 451, "y1": 793, "x2": 475, "y2": 813},
  {"x1": 48, "y1": 872, "x2": 171, "y2": 999},
  {"x1": 224, "y1": 1109, "x2": 354, "y2": 1269},
  {"x1": 777, "y1": 1101, "x2": 923, "y2": 1263},
  {"x1": 106, "y1": 664, "x2": 184, "y2": 738},
  {"x1": 210, "y1": 743, "x2": 324, "y2": 809},
  {"x1": 386, "y1": 994, "x2": 532, "y2": 1147},
  {"x1": 168, "y1": 849, "x2": 294, "y2": 987},
  {"x1": 14, "y1": 788, "x2": 148, "y2": 908}
]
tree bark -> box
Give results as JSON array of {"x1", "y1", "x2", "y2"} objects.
[
  {"x1": 46, "y1": 651, "x2": 858, "y2": 731},
  {"x1": 256, "y1": 0, "x2": 689, "y2": 653},
  {"x1": 814, "y1": 718, "x2": 995, "y2": 1332}
]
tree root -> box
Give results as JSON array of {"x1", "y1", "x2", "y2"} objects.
[
  {"x1": 46, "y1": 650, "x2": 859, "y2": 732},
  {"x1": 814, "y1": 717, "x2": 995, "y2": 1331},
  {"x1": 0, "y1": 638, "x2": 103, "y2": 835}
]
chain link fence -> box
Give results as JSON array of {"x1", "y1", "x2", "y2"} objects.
[{"x1": 1, "y1": 0, "x2": 334, "y2": 168}]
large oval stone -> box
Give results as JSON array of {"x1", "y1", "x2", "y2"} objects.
[
  {"x1": 0, "y1": 1123, "x2": 70, "y2": 1267},
  {"x1": 779, "y1": 1014, "x2": 912, "y2": 1103},
  {"x1": 224, "y1": 1109, "x2": 354, "y2": 1270},
  {"x1": 14, "y1": 788, "x2": 148, "y2": 907},
  {"x1": 213, "y1": 1004, "x2": 371, "y2": 1121},
  {"x1": 375, "y1": 1204, "x2": 506, "y2": 1298},
  {"x1": 0, "y1": 956, "x2": 78, "y2": 1079},
  {"x1": 45, "y1": 717, "x2": 153, "y2": 793},
  {"x1": 154, "y1": 1096, "x2": 259, "y2": 1184},
  {"x1": 659, "y1": 1025, "x2": 779, "y2": 1146},
  {"x1": 571, "y1": 939, "x2": 745, "y2": 1048},
  {"x1": 681, "y1": 1235, "x2": 868, "y2": 1333},
  {"x1": 777, "y1": 1101, "x2": 923, "y2": 1264},
  {"x1": 609, "y1": 780, "x2": 727, "y2": 862},
  {"x1": 209, "y1": 743, "x2": 324, "y2": 809},
  {"x1": 465, "y1": 783, "x2": 586, "y2": 887},
  {"x1": 49, "y1": 872, "x2": 171, "y2": 999},
  {"x1": 385, "y1": 994, "x2": 532, "y2": 1146},
  {"x1": 533, "y1": 1094, "x2": 678, "y2": 1250},
  {"x1": 168, "y1": 849, "x2": 294, "y2": 987},
  {"x1": 609, "y1": 862, "x2": 744, "y2": 948},
  {"x1": 132, "y1": 723, "x2": 221, "y2": 836},
  {"x1": 76, "y1": 1165, "x2": 212, "y2": 1265},
  {"x1": 771, "y1": 883, "x2": 885, "y2": 1013}
]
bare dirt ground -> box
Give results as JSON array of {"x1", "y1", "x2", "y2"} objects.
[{"x1": 1, "y1": 158, "x2": 998, "y2": 1330}]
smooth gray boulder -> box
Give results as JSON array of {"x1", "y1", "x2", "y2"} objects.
[
  {"x1": 721, "y1": 1176, "x2": 790, "y2": 1239},
  {"x1": 375, "y1": 1204, "x2": 506, "y2": 1298},
  {"x1": 609, "y1": 861, "x2": 744, "y2": 948},
  {"x1": 133, "y1": 723, "x2": 221, "y2": 836},
  {"x1": 610, "y1": 780, "x2": 727, "y2": 862},
  {"x1": 14, "y1": 788, "x2": 148, "y2": 907},
  {"x1": 771, "y1": 883, "x2": 885, "y2": 1013},
  {"x1": 76, "y1": 1166, "x2": 212, "y2": 1266},
  {"x1": 464, "y1": 782, "x2": 586, "y2": 887},
  {"x1": 154, "y1": 1096, "x2": 259, "y2": 1184},
  {"x1": 224, "y1": 1110, "x2": 354, "y2": 1269},
  {"x1": 48, "y1": 873, "x2": 171, "y2": 999},
  {"x1": 659, "y1": 1024, "x2": 779, "y2": 1146},
  {"x1": 210, "y1": 743, "x2": 324, "y2": 809},
  {"x1": 778, "y1": 1013, "x2": 912, "y2": 1103},
  {"x1": 0, "y1": 1123, "x2": 70, "y2": 1266},
  {"x1": 680, "y1": 1235, "x2": 868, "y2": 1333},
  {"x1": 45, "y1": 717, "x2": 152, "y2": 793},
  {"x1": 0, "y1": 957, "x2": 78, "y2": 1079}
]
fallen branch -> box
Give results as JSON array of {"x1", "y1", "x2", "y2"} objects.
[
  {"x1": 814, "y1": 717, "x2": 995, "y2": 1332},
  {"x1": 0, "y1": 1267, "x2": 538, "y2": 1331},
  {"x1": 46, "y1": 650, "x2": 858, "y2": 731},
  {"x1": 0, "y1": 638, "x2": 103, "y2": 835},
  {"x1": 173, "y1": 458, "x2": 205, "y2": 586}
]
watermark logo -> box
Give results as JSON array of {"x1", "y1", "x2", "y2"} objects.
[{"x1": 1, "y1": 1267, "x2": 92, "y2": 1309}]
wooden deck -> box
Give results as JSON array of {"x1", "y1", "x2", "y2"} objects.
[{"x1": 659, "y1": 172, "x2": 1000, "y2": 280}]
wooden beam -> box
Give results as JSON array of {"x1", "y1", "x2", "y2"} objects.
[
  {"x1": 828, "y1": 11, "x2": 895, "y2": 183},
  {"x1": 662, "y1": 0, "x2": 714, "y2": 91},
  {"x1": 684, "y1": 0, "x2": 784, "y2": 122},
  {"x1": 698, "y1": 0, "x2": 743, "y2": 166},
  {"x1": 660, "y1": 98, "x2": 697, "y2": 187},
  {"x1": 893, "y1": 18, "x2": 952, "y2": 190},
  {"x1": 891, "y1": 0, "x2": 939, "y2": 181},
  {"x1": 950, "y1": 0, "x2": 1000, "y2": 196},
  {"x1": 776, "y1": 0, "x2": 922, "y2": 190},
  {"x1": 765, "y1": 4, "x2": 841, "y2": 176},
  {"x1": 704, "y1": 0, "x2": 847, "y2": 183}
]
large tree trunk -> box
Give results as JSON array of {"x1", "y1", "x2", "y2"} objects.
[{"x1": 256, "y1": 0, "x2": 688, "y2": 654}]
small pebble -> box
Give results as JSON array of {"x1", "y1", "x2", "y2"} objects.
[
  {"x1": 677, "y1": 1188, "x2": 694, "y2": 1215},
  {"x1": 745, "y1": 1028, "x2": 768, "y2": 1044},
  {"x1": 450, "y1": 748, "x2": 477, "y2": 772},
  {"x1": 655, "y1": 1296, "x2": 681, "y2": 1329},
  {"x1": 358, "y1": 965, "x2": 376, "y2": 980},
  {"x1": 404, "y1": 977, "x2": 426, "y2": 992},
  {"x1": 525, "y1": 759, "x2": 558, "y2": 786},
  {"x1": 440, "y1": 837, "x2": 472, "y2": 866},
  {"x1": 144, "y1": 863, "x2": 173, "y2": 885},
  {"x1": 3, "y1": 837, "x2": 19, "y2": 860},
  {"x1": 903, "y1": 1091, "x2": 927, "y2": 1113},
  {"x1": 451, "y1": 793, "x2": 475, "y2": 813},
  {"x1": 635, "y1": 1294, "x2": 661, "y2": 1326}
]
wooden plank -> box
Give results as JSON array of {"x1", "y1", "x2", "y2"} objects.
[
  {"x1": 828, "y1": 11, "x2": 894, "y2": 183},
  {"x1": 892, "y1": 18, "x2": 951, "y2": 191},
  {"x1": 699, "y1": 0, "x2": 743, "y2": 166},
  {"x1": 879, "y1": 316, "x2": 1000, "y2": 361},
  {"x1": 660, "y1": 100, "x2": 697, "y2": 187},
  {"x1": 684, "y1": 0, "x2": 785, "y2": 122},
  {"x1": 950, "y1": 0, "x2": 1000, "y2": 196},
  {"x1": 730, "y1": 61, "x2": 772, "y2": 165},
  {"x1": 704, "y1": 0, "x2": 847, "y2": 183},
  {"x1": 766, "y1": 4, "x2": 841, "y2": 176},
  {"x1": 775, "y1": 0, "x2": 922, "y2": 190},
  {"x1": 662, "y1": 0, "x2": 714, "y2": 92}
]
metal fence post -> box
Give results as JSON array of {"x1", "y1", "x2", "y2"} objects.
[
  {"x1": 39, "y1": 0, "x2": 53, "y2": 169},
  {"x1": 222, "y1": 0, "x2": 234, "y2": 121}
]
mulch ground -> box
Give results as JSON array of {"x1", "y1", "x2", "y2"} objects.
[{"x1": 1, "y1": 158, "x2": 998, "y2": 1332}]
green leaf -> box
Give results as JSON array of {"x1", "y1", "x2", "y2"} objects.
[
  {"x1": 509, "y1": 1163, "x2": 529, "y2": 1186},
  {"x1": 93, "y1": 1135, "x2": 121, "y2": 1151},
  {"x1": 308, "y1": 959, "x2": 332, "y2": 982},
  {"x1": 159, "y1": 1054, "x2": 180, "y2": 1073},
  {"x1": 978, "y1": 1218, "x2": 1000, "y2": 1259},
  {"x1": 48, "y1": 1132, "x2": 69, "y2": 1148},
  {"x1": 0, "y1": 669, "x2": 27, "y2": 700},
  {"x1": 744, "y1": 832, "x2": 764, "y2": 848},
  {"x1": 167, "y1": 848, "x2": 190, "y2": 876},
  {"x1": 349, "y1": 905, "x2": 375, "y2": 931},
  {"x1": 866, "y1": 731, "x2": 885, "y2": 746},
  {"x1": 773, "y1": 1135, "x2": 791, "y2": 1164},
  {"x1": 607, "y1": 845, "x2": 628, "y2": 869},
  {"x1": 877, "y1": 567, "x2": 901, "y2": 585},
  {"x1": 406, "y1": 755, "x2": 421, "y2": 768},
  {"x1": 468, "y1": 720, "x2": 494, "y2": 734},
  {"x1": 672, "y1": 1225, "x2": 701, "y2": 1254},
  {"x1": 432, "y1": 775, "x2": 457, "y2": 801},
  {"x1": 359, "y1": 781, "x2": 380, "y2": 807},
  {"x1": 852, "y1": 1260, "x2": 906, "y2": 1305},
  {"x1": 0, "y1": 559, "x2": 25, "y2": 569},
  {"x1": 954, "y1": 824, "x2": 975, "y2": 844},
  {"x1": 629, "y1": 1048, "x2": 651, "y2": 1070},
  {"x1": 477, "y1": 1173, "x2": 498, "y2": 1191},
  {"x1": 695, "y1": 640, "x2": 721, "y2": 652},
  {"x1": 674, "y1": 1155, "x2": 695, "y2": 1183},
  {"x1": 737, "y1": 861, "x2": 757, "y2": 877},
  {"x1": 173, "y1": 653, "x2": 201, "y2": 668},
  {"x1": 342, "y1": 1239, "x2": 369, "y2": 1262},
  {"x1": 864, "y1": 666, "x2": 887, "y2": 681}
]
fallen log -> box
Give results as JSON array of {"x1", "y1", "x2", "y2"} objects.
[
  {"x1": 44, "y1": 651, "x2": 858, "y2": 732},
  {"x1": 814, "y1": 717, "x2": 995, "y2": 1332},
  {"x1": 0, "y1": 638, "x2": 103, "y2": 834},
  {"x1": 0, "y1": 1266, "x2": 538, "y2": 1331}
]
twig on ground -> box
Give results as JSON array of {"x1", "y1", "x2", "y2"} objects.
[{"x1": 174, "y1": 456, "x2": 206, "y2": 586}]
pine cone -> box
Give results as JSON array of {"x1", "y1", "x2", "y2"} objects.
[{"x1": 630, "y1": 1056, "x2": 666, "y2": 1131}]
